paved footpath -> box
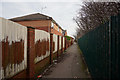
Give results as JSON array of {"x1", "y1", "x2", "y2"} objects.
[{"x1": 42, "y1": 43, "x2": 91, "y2": 78}]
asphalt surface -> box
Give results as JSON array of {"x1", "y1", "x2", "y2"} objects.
[{"x1": 42, "y1": 43, "x2": 91, "y2": 78}]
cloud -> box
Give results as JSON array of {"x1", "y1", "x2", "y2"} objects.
[
  {"x1": 1, "y1": 2, "x2": 36, "y2": 18},
  {"x1": 41, "y1": 2, "x2": 80, "y2": 36},
  {"x1": 0, "y1": 3, "x2": 2, "y2": 17},
  {"x1": 1, "y1": 0, "x2": 81, "y2": 2}
]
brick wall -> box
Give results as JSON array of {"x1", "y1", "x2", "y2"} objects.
[
  {"x1": 27, "y1": 27, "x2": 35, "y2": 78},
  {"x1": 15, "y1": 20, "x2": 51, "y2": 32},
  {"x1": 14, "y1": 19, "x2": 64, "y2": 36},
  {"x1": 51, "y1": 28, "x2": 63, "y2": 36},
  {"x1": 65, "y1": 31, "x2": 67, "y2": 36},
  {"x1": 1, "y1": 17, "x2": 72, "y2": 79}
]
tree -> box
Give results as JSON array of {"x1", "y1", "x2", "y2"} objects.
[{"x1": 74, "y1": 2, "x2": 120, "y2": 38}]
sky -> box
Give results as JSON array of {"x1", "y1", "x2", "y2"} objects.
[{"x1": 0, "y1": 0, "x2": 83, "y2": 37}]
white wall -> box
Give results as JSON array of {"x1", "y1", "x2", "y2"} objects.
[
  {"x1": 34, "y1": 30, "x2": 50, "y2": 63},
  {"x1": 0, "y1": 17, "x2": 2, "y2": 80},
  {"x1": 0, "y1": 17, "x2": 27, "y2": 79},
  {"x1": 59, "y1": 36, "x2": 61, "y2": 49},
  {"x1": 35, "y1": 30, "x2": 50, "y2": 43},
  {"x1": 53, "y1": 34, "x2": 57, "y2": 53},
  {"x1": 63, "y1": 37, "x2": 65, "y2": 48}
]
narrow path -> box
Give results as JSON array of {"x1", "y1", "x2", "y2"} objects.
[{"x1": 43, "y1": 43, "x2": 91, "y2": 78}]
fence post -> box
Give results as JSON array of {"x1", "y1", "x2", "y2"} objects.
[
  {"x1": 57, "y1": 35, "x2": 59, "y2": 58},
  {"x1": 27, "y1": 26, "x2": 35, "y2": 78},
  {"x1": 65, "y1": 37, "x2": 66, "y2": 50},
  {"x1": 61, "y1": 36, "x2": 63, "y2": 53},
  {"x1": 71, "y1": 37, "x2": 73, "y2": 45},
  {"x1": 65, "y1": 37, "x2": 67, "y2": 50},
  {"x1": 0, "y1": 41, "x2": 2, "y2": 79},
  {"x1": 50, "y1": 33, "x2": 53, "y2": 64}
]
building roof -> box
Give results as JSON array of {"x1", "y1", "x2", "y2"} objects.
[
  {"x1": 10, "y1": 13, "x2": 52, "y2": 21},
  {"x1": 9, "y1": 13, "x2": 64, "y2": 30}
]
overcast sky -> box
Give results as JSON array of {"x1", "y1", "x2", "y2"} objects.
[{"x1": 0, "y1": 0, "x2": 83, "y2": 37}]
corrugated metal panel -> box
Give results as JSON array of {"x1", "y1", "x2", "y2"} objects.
[{"x1": 78, "y1": 13, "x2": 120, "y2": 79}]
